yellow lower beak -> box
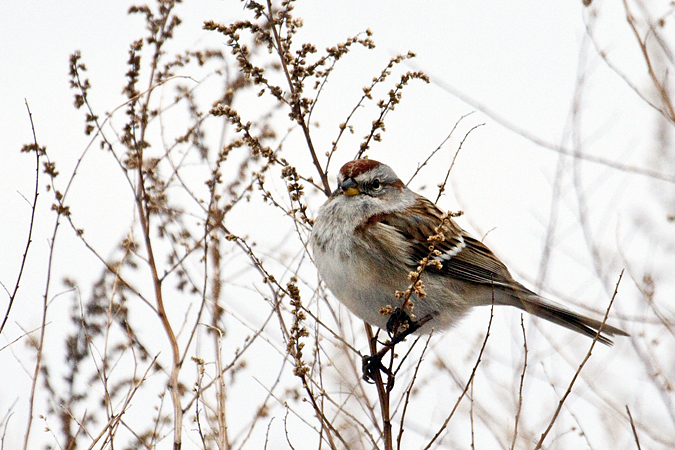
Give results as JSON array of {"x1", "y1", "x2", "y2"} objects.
[
  {"x1": 342, "y1": 187, "x2": 360, "y2": 197},
  {"x1": 339, "y1": 177, "x2": 360, "y2": 196}
]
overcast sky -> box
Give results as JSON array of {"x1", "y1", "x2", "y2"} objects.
[{"x1": 2, "y1": 1, "x2": 674, "y2": 449}]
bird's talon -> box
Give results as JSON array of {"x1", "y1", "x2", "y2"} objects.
[
  {"x1": 386, "y1": 308, "x2": 432, "y2": 344},
  {"x1": 362, "y1": 354, "x2": 389, "y2": 383}
]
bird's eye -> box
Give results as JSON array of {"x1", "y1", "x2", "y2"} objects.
[{"x1": 372, "y1": 178, "x2": 382, "y2": 190}]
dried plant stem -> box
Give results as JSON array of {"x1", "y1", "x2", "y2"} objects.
[
  {"x1": 626, "y1": 405, "x2": 642, "y2": 450},
  {"x1": 128, "y1": 10, "x2": 186, "y2": 443},
  {"x1": 434, "y1": 122, "x2": 484, "y2": 204},
  {"x1": 533, "y1": 270, "x2": 624, "y2": 450},
  {"x1": 85, "y1": 355, "x2": 159, "y2": 450},
  {"x1": 470, "y1": 380, "x2": 476, "y2": 449},
  {"x1": 407, "y1": 111, "x2": 474, "y2": 186},
  {"x1": 510, "y1": 314, "x2": 528, "y2": 450},
  {"x1": 136, "y1": 186, "x2": 183, "y2": 449},
  {"x1": 622, "y1": 0, "x2": 675, "y2": 123},
  {"x1": 265, "y1": 0, "x2": 330, "y2": 195},
  {"x1": 396, "y1": 333, "x2": 432, "y2": 450},
  {"x1": 22, "y1": 105, "x2": 62, "y2": 450},
  {"x1": 2, "y1": 101, "x2": 40, "y2": 334},
  {"x1": 213, "y1": 327, "x2": 230, "y2": 450},
  {"x1": 365, "y1": 324, "x2": 393, "y2": 450},
  {"x1": 24, "y1": 224, "x2": 58, "y2": 450},
  {"x1": 423, "y1": 302, "x2": 494, "y2": 450}
]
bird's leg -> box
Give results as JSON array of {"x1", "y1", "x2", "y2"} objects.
[{"x1": 362, "y1": 311, "x2": 433, "y2": 386}]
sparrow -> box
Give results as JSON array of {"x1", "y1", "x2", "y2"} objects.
[{"x1": 310, "y1": 159, "x2": 627, "y2": 345}]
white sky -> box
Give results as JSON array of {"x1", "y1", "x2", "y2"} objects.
[{"x1": 1, "y1": 0, "x2": 674, "y2": 449}]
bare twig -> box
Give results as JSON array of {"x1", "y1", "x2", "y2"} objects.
[
  {"x1": 1, "y1": 101, "x2": 41, "y2": 335},
  {"x1": 355, "y1": 59, "x2": 429, "y2": 160},
  {"x1": 423, "y1": 302, "x2": 494, "y2": 450},
  {"x1": 623, "y1": 0, "x2": 675, "y2": 123},
  {"x1": 533, "y1": 270, "x2": 624, "y2": 450},
  {"x1": 85, "y1": 355, "x2": 159, "y2": 450},
  {"x1": 23, "y1": 120, "x2": 66, "y2": 450},
  {"x1": 434, "y1": 122, "x2": 484, "y2": 204},
  {"x1": 366, "y1": 323, "x2": 393, "y2": 450},
  {"x1": 510, "y1": 314, "x2": 528, "y2": 450},
  {"x1": 470, "y1": 379, "x2": 476, "y2": 450},
  {"x1": 396, "y1": 333, "x2": 432, "y2": 450},
  {"x1": 407, "y1": 111, "x2": 475, "y2": 186},
  {"x1": 265, "y1": 0, "x2": 330, "y2": 195},
  {"x1": 626, "y1": 405, "x2": 643, "y2": 450}
]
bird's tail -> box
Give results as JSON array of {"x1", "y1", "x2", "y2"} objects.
[{"x1": 506, "y1": 291, "x2": 628, "y2": 346}]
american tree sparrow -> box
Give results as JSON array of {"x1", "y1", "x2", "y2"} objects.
[{"x1": 310, "y1": 159, "x2": 627, "y2": 345}]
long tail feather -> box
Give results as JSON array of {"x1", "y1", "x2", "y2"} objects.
[{"x1": 512, "y1": 294, "x2": 628, "y2": 346}]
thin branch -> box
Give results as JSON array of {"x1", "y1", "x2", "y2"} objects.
[
  {"x1": 23, "y1": 127, "x2": 67, "y2": 450},
  {"x1": 366, "y1": 323, "x2": 392, "y2": 450},
  {"x1": 510, "y1": 314, "x2": 528, "y2": 450},
  {"x1": 1, "y1": 101, "x2": 41, "y2": 334},
  {"x1": 623, "y1": 0, "x2": 675, "y2": 123},
  {"x1": 85, "y1": 355, "x2": 159, "y2": 450},
  {"x1": 396, "y1": 333, "x2": 432, "y2": 450},
  {"x1": 423, "y1": 301, "x2": 494, "y2": 450},
  {"x1": 626, "y1": 405, "x2": 643, "y2": 450},
  {"x1": 434, "y1": 122, "x2": 484, "y2": 204},
  {"x1": 265, "y1": 0, "x2": 330, "y2": 195},
  {"x1": 533, "y1": 270, "x2": 624, "y2": 450},
  {"x1": 407, "y1": 111, "x2": 475, "y2": 186}
]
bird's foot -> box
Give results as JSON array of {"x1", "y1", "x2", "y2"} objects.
[
  {"x1": 361, "y1": 351, "x2": 393, "y2": 385},
  {"x1": 361, "y1": 311, "x2": 433, "y2": 386},
  {"x1": 385, "y1": 308, "x2": 432, "y2": 345}
]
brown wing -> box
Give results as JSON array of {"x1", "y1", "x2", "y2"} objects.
[{"x1": 370, "y1": 196, "x2": 521, "y2": 290}]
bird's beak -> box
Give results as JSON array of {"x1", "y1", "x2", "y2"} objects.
[{"x1": 339, "y1": 177, "x2": 360, "y2": 197}]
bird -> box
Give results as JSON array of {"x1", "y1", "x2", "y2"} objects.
[{"x1": 310, "y1": 159, "x2": 628, "y2": 345}]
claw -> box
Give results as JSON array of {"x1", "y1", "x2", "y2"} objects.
[
  {"x1": 361, "y1": 311, "x2": 433, "y2": 387},
  {"x1": 385, "y1": 308, "x2": 432, "y2": 345},
  {"x1": 361, "y1": 353, "x2": 390, "y2": 384}
]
